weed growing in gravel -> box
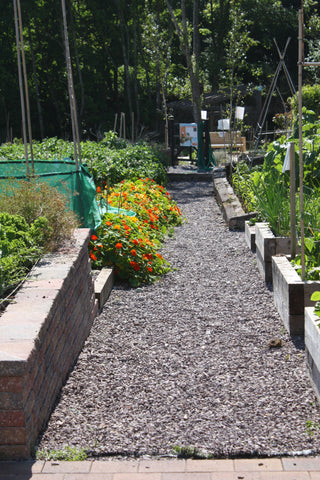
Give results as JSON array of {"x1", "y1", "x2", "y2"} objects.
[
  {"x1": 172, "y1": 445, "x2": 213, "y2": 459},
  {"x1": 36, "y1": 445, "x2": 87, "y2": 461},
  {"x1": 306, "y1": 420, "x2": 320, "y2": 438}
]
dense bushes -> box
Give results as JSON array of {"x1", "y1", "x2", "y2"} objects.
[{"x1": 0, "y1": 132, "x2": 168, "y2": 187}]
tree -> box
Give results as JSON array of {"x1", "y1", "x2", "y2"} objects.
[{"x1": 165, "y1": 0, "x2": 202, "y2": 122}]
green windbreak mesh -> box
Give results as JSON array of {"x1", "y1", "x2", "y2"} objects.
[{"x1": 0, "y1": 160, "x2": 101, "y2": 230}]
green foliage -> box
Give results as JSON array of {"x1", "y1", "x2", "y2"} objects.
[
  {"x1": 0, "y1": 135, "x2": 168, "y2": 188},
  {"x1": 294, "y1": 232, "x2": 320, "y2": 281},
  {"x1": 89, "y1": 178, "x2": 183, "y2": 287},
  {"x1": 289, "y1": 85, "x2": 320, "y2": 120},
  {"x1": 0, "y1": 178, "x2": 79, "y2": 249},
  {"x1": 36, "y1": 445, "x2": 87, "y2": 461},
  {"x1": 0, "y1": 213, "x2": 52, "y2": 297}
]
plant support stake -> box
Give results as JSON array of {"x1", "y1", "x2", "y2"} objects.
[
  {"x1": 298, "y1": 8, "x2": 305, "y2": 280},
  {"x1": 290, "y1": 142, "x2": 296, "y2": 259}
]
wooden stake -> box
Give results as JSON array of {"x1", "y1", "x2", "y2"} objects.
[
  {"x1": 298, "y1": 8, "x2": 305, "y2": 280},
  {"x1": 114, "y1": 113, "x2": 118, "y2": 133},
  {"x1": 61, "y1": 0, "x2": 80, "y2": 168},
  {"x1": 16, "y1": 0, "x2": 34, "y2": 173},
  {"x1": 131, "y1": 111, "x2": 134, "y2": 142},
  {"x1": 290, "y1": 142, "x2": 296, "y2": 259},
  {"x1": 13, "y1": 0, "x2": 29, "y2": 176}
]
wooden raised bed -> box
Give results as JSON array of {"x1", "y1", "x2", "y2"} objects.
[
  {"x1": 213, "y1": 177, "x2": 256, "y2": 231},
  {"x1": 255, "y1": 222, "x2": 292, "y2": 284},
  {"x1": 305, "y1": 307, "x2": 320, "y2": 401},
  {"x1": 272, "y1": 255, "x2": 320, "y2": 336}
]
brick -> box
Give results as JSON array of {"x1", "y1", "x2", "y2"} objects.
[
  {"x1": 0, "y1": 411, "x2": 25, "y2": 427},
  {"x1": 0, "y1": 443, "x2": 30, "y2": 460},
  {"x1": 0, "y1": 392, "x2": 23, "y2": 410},
  {"x1": 0, "y1": 377, "x2": 23, "y2": 393},
  {"x1": 0, "y1": 426, "x2": 26, "y2": 444},
  {"x1": 282, "y1": 457, "x2": 320, "y2": 471},
  {"x1": 186, "y1": 459, "x2": 233, "y2": 472},
  {"x1": 234, "y1": 459, "x2": 283, "y2": 471},
  {"x1": 91, "y1": 460, "x2": 139, "y2": 473}
]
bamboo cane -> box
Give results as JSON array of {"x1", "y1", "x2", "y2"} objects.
[
  {"x1": 13, "y1": 0, "x2": 29, "y2": 176},
  {"x1": 61, "y1": 0, "x2": 80, "y2": 168},
  {"x1": 290, "y1": 142, "x2": 296, "y2": 260},
  {"x1": 16, "y1": 0, "x2": 34, "y2": 173},
  {"x1": 298, "y1": 8, "x2": 305, "y2": 280}
]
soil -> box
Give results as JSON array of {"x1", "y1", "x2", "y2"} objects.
[{"x1": 37, "y1": 180, "x2": 320, "y2": 459}]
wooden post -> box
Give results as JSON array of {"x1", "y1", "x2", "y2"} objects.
[
  {"x1": 290, "y1": 141, "x2": 296, "y2": 260},
  {"x1": 131, "y1": 112, "x2": 134, "y2": 142},
  {"x1": 123, "y1": 112, "x2": 126, "y2": 140},
  {"x1": 61, "y1": 0, "x2": 80, "y2": 168},
  {"x1": 13, "y1": 0, "x2": 29, "y2": 176},
  {"x1": 114, "y1": 113, "x2": 118, "y2": 133},
  {"x1": 298, "y1": 8, "x2": 305, "y2": 280},
  {"x1": 16, "y1": 0, "x2": 34, "y2": 173},
  {"x1": 119, "y1": 112, "x2": 123, "y2": 138}
]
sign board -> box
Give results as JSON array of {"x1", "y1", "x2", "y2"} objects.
[{"x1": 179, "y1": 123, "x2": 198, "y2": 147}]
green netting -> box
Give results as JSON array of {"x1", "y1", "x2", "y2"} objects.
[{"x1": 0, "y1": 159, "x2": 101, "y2": 230}]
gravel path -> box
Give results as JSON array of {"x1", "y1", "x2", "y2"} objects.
[{"x1": 38, "y1": 180, "x2": 320, "y2": 458}]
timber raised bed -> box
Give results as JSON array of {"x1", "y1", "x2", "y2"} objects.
[
  {"x1": 272, "y1": 255, "x2": 320, "y2": 336},
  {"x1": 0, "y1": 229, "x2": 105, "y2": 460},
  {"x1": 255, "y1": 222, "x2": 292, "y2": 284},
  {"x1": 305, "y1": 307, "x2": 320, "y2": 401},
  {"x1": 213, "y1": 177, "x2": 256, "y2": 231}
]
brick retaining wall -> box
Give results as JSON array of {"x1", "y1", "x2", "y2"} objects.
[{"x1": 0, "y1": 229, "x2": 98, "y2": 460}]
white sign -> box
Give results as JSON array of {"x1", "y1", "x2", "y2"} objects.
[
  {"x1": 218, "y1": 119, "x2": 230, "y2": 130},
  {"x1": 235, "y1": 106, "x2": 245, "y2": 120},
  {"x1": 179, "y1": 123, "x2": 198, "y2": 147}
]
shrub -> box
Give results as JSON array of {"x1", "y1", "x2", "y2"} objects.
[{"x1": 0, "y1": 178, "x2": 79, "y2": 250}]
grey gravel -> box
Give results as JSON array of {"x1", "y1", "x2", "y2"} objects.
[{"x1": 37, "y1": 180, "x2": 320, "y2": 458}]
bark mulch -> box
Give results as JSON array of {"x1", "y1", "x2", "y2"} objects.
[{"x1": 37, "y1": 180, "x2": 320, "y2": 459}]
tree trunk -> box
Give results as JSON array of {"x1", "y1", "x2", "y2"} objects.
[{"x1": 165, "y1": 0, "x2": 201, "y2": 123}]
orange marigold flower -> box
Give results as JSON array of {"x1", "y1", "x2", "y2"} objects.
[
  {"x1": 132, "y1": 239, "x2": 139, "y2": 245},
  {"x1": 113, "y1": 224, "x2": 121, "y2": 230},
  {"x1": 131, "y1": 249, "x2": 137, "y2": 256},
  {"x1": 90, "y1": 252, "x2": 97, "y2": 261},
  {"x1": 91, "y1": 234, "x2": 98, "y2": 241},
  {"x1": 147, "y1": 267, "x2": 152, "y2": 272},
  {"x1": 115, "y1": 242, "x2": 123, "y2": 249},
  {"x1": 130, "y1": 260, "x2": 136, "y2": 267},
  {"x1": 96, "y1": 186, "x2": 101, "y2": 193},
  {"x1": 106, "y1": 221, "x2": 112, "y2": 226}
]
